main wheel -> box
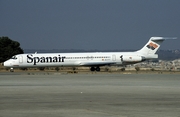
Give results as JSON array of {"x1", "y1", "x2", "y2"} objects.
[
  {"x1": 96, "y1": 67, "x2": 100, "y2": 71},
  {"x1": 90, "y1": 67, "x2": 95, "y2": 71}
]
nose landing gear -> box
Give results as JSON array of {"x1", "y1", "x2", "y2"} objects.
[{"x1": 10, "y1": 68, "x2": 14, "y2": 72}]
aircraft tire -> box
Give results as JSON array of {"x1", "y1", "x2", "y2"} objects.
[
  {"x1": 10, "y1": 68, "x2": 14, "y2": 72},
  {"x1": 96, "y1": 67, "x2": 100, "y2": 72},
  {"x1": 90, "y1": 67, "x2": 95, "y2": 71}
]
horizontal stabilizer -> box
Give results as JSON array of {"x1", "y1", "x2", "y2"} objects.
[{"x1": 150, "y1": 37, "x2": 177, "y2": 41}]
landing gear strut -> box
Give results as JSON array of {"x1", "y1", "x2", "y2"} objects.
[{"x1": 90, "y1": 67, "x2": 100, "y2": 72}]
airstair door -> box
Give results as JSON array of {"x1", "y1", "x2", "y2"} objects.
[{"x1": 19, "y1": 56, "x2": 23, "y2": 63}]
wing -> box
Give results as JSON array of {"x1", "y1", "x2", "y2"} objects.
[{"x1": 77, "y1": 61, "x2": 116, "y2": 67}]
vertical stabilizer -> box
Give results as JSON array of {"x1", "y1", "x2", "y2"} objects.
[{"x1": 137, "y1": 37, "x2": 176, "y2": 55}]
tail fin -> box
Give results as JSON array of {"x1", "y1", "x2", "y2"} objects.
[{"x1": 137, "y1": 37, "x2": 177, "y2": 55}]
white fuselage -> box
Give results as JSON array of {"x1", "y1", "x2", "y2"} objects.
[{"x1": 3, "y1": 52, "x2": 147, "y2": 68}]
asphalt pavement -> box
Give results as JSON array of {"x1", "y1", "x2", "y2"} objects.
[{"x1": 0, "y1": 73, "x2": 180, "y2": 117}]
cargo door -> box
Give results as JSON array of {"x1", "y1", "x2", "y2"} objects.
[{"x1": 112, "y1": 55, "x2": 116, "y2": 61}]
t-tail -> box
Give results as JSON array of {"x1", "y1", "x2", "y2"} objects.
[{"x1": 137, "y1": 37, "x2": 177, "y2": 59}]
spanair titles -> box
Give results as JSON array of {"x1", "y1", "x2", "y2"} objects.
[{"x1": 27, "y1": 54, "x2": 66, "y2": 65}]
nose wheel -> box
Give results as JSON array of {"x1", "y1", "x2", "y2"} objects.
[{"x1": 10, "y1": 68, "x2": 14, "y2": 72}]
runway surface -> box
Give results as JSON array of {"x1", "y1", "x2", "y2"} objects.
[{"x1": 0, "y1": 73, "x2": 180, "y2": 117}]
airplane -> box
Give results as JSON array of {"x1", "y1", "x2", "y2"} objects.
[{"x1": 3, "y1": 37, "x2": 176, "y2": 72}]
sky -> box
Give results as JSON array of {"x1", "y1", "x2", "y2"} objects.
[{"x1": 0, "y1": 0, "x2": 180, "y2": 50}]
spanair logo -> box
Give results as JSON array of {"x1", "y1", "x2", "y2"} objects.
[
  {"x1": 146, "y1": 42, "x2": 158, "y2": 50},
  {"x1": 27, "y1": 54, "x2": 66, "y2": 65}
]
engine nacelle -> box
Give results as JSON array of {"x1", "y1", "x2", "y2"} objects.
[{"x1": 121, "y1": 55, "x2": 146, "y2": 63}]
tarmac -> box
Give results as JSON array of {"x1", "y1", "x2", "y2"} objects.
[{"x1": 0, "y1": 72, "x2": 180, "y2": 117}]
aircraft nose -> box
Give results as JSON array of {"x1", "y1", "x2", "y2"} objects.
[{"x1": 3, "y1": 61, "x2": 11, "y2": 67}]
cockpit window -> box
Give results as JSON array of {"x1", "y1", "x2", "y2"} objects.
[{"x1": 11, "y1": 56, "x2": 17, "y2": 59}]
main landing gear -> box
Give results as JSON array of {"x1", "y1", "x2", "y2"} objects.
[{"x1": 90, "y1": 67, "x2": 100, "y2": 72}]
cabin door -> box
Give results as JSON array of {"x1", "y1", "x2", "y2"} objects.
[{"x1": 19, "y1": 56, "x2": 23, "y2": 63}]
